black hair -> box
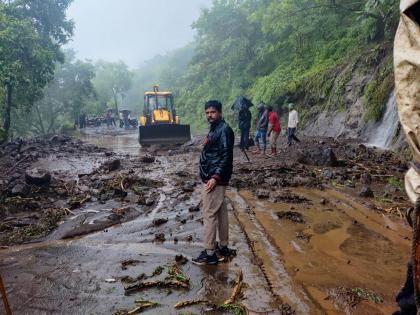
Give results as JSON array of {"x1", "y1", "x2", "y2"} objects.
[{"x1": 205, "y1": 100, "x2": 222, "y2": 112}]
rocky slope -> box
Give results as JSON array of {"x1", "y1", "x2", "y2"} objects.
[{"x1": 296, "y1": 43, "x2": 406, "y2": 151}]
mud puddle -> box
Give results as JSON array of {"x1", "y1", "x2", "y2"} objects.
[
  {"x1": 80, "y1": 129, "x2": 141, "y2": 156},
  {"x1": 228, "y1": 187, "x2": 410, "y2": 314}
]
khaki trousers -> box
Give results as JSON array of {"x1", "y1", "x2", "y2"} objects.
[
  {"x1": 202, "y1": 185, "x2": 228, "y2": 250},
  {"x1": 270, "y1": 131, "x2": 280, "y2": 149}
]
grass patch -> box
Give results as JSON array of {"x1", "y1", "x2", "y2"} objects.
[
  {"x1": 351, "y1": 287, "x2": 383, "y2": 304},
  {"x1": 364, "y1": 56, "x2": 394, "y2": 122},
  {"x1": 218, "y1": 303, "x2": 247, "y2": 315},
  {"x1": 387, "y1": 176, "x2": 403, "y2": 191}
]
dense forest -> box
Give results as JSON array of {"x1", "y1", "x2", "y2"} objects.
[{"x1": 0, "y1": 0, "x2": 399, "y2": 140}]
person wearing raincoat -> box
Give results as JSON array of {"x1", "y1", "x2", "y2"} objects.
[
  {"x1": 393, "y1": 1, "x2": 420, "y2": 314},
  {"x1": 232, "y1": 96, "x2": 253, "y2": 151},
  {"x1": 238, "y1": 107, "x2": 252, "y2": 150}
]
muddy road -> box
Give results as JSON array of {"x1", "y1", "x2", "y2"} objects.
[{"x1": 0, "y1": 128, "x2": 412, "y2": 314}]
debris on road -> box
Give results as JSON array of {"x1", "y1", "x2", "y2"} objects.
[
  {"x1": 124, "y1": 279, "x2": 189, "y2": 295},
  {"x1": 121, "y1": 259, "x2": 141, "y2": 270},
  {"x1": 276, "y1": 211, "x2": 305, "y2": 224},
  {"x1": 113, "y1": 299, "x2": 158, "y2": 315}
]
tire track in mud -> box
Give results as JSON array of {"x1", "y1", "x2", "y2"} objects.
[
  {"x1": 227, "y1": 189, "x2": 318, "y2": 314},
  {"x1": 230, "y1": 186, "x2": 411, "y2": 315}
]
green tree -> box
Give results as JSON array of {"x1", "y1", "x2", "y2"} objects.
[
  {"x1": 0, "y1": 0, "x2": 74, "y2": 141},
  {"x1": 27, "y1": 50, "x2": 96, "y2": 135},
  {"x1": 93, "y1": 61, "x2": 133, "y2": 114}
]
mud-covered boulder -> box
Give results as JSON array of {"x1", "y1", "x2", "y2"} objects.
[
  {"x1": 297, "y1": 147, "x2": 338, "y2": 167},
  {"x1": 188, "y1": 202, "x2": 201, "y2": 212},
  {"x1": 11, "y1": 183, "x2": 29, "y2": 195},
  {"x1": 155, "y1": 233, "x2": 166, "y2": 242},
  {"x1": 322, "y1": 169, "x2": 334, "y2": 179},
  {"x1": 290, "y1": 176, "x2": 313, "y2": 187},
  {"x1": 153, "y1": 218, "x2": 168, "y2": 226},
  {"x1": 276, "y1": 211, "x2": 305, "y2": 223},
  {"x1": 140, "y1": 155, "x2": 155, "y2": 163},
  {"x1": 182, "y1": 181, "x2": 196, "y2": 193},
  {"x1": 265, "y1": 177, "x2": 278, "y2": 186},
  {"x1": 25, "y1": 168, "x2": 51, "y2": 186},
  {"x1": 359, "y1": 173, "x2": 372, "y2": 185},
  {"x1": 104, "y1": 159, "x2": 120, "y2": 171},
  {"x1": 358, "y1": 186, "x2": 374, "y2": 198},
  {"x1": 49, "y1": 134, "x2": 70, "y2": 143},
  {"x1": 256, "y1": 189, "x2": 270, "y2": 199}
]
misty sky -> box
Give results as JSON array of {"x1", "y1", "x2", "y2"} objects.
[{"x1": 66, "y1": 0, "x2": 212, "y2": 68}]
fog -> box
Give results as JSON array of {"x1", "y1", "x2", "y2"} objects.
[{"x1": 66, "y1": 0, "x2": 212, "y2": 68}]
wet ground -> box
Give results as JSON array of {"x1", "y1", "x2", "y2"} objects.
[{"x1": 0, "y1": 127, "x2": 412, "y2": 314}]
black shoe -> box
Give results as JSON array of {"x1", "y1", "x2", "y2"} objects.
[
  {"x1": 216, "y1": 243, "x2": 237, "y2": 261},
  {"x1": 192, "y1": 250, "x2": 218, "y2": 265}
]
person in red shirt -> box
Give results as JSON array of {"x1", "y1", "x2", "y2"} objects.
[{"x1": 267, "y1": 105, "x2": 281, "y2": 157}]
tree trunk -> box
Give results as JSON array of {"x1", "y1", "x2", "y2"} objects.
[
  {"x1": 112, "y1": 89, "x2": 119, "y2": 115},
  {"x1": 34, "y1": 104, "x2": 46, "y2": 135},
  {"x1": 2, "y1": 81, "x2": 12, "y2": 143}
]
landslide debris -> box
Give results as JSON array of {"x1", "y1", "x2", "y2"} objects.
[
  {"x1": 276, "y1": 211, "x2": 305, "y2": 224},
  {"x1": 231, "y1": 137, "x2": 409, "y2": 218},
  {"x1": 0, "y1": 135, "x2": 166, "y2": 245}
]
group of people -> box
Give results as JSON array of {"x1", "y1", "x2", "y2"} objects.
[
  {"x1": 78, "y1": 111, "x2": 87, "y2": 129},
  {"x1": 194, "y1": 99, "x2": 303, "y2": 265},
  {"x1": 238, "y1": 102, "x2": 300, "y2": 157},
  {"x1": 76, "y1": 109, "x2": 137, "y2": 129},
  {"x1": 196, "y1": 3, "x2": 420, "y2": 310},
  {"x1": 194, "y1": 98, "x2": 304, "y2": 265}
]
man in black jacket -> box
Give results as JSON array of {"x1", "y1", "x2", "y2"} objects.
[{"x1": 193, "y1": 100, "x2": 235, "y2": 265}]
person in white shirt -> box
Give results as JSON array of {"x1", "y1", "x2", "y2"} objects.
[{"x1": 287, "y1": 103, "x2": 300, "y2": 146}]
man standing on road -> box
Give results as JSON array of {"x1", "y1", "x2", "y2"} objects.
[
  {"x1": 193, "y1": 100, "x2": 235, "y2": 265},
  {"x1": 287, "y1": 103, "x2": 300, "y2": 146},
  {"x1": 79, "y1": 111, "x2": 86, "y2": 129},
  {"x1": 267, "y1": 105, "x2": 281, "y2": 157},
  {"x1": 238, "y1": 106, "x2": 251, "y2": 151},
  {"x1": 253, "y1": 103, "x2": 269, "y2": 155}
]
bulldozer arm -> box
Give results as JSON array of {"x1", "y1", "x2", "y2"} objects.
[{"x1": 138, "y1": 124, "x2": 191, "y2": 146}]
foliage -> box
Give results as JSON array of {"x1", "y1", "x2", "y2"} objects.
[
  {"x1": 92, "y1": 60, "x2": 133, "y2": 115},
  {"x1": 11, "y1": 50, "x2": 96, "y2": 136},
  {"x1": 351, "y1": 287, "x2": 383, "y2": 303},
  {"x1": 218, "y1": 303, "x2": 247, "y2": 315},
  {"x1": 36, "y1": 50, "x2": 95, "y2": 134},
  {"x1": 0, "y1": 0, "x2": 74, "y2": 140},
  {"x1": 1, "y1": 0, "x2": 400, "y2": 137},
  {"x1": 364, "y1": 55, "x2": 394, "y2": 121},
  {"x1": 140, "y1": 0, "x2": 399, "y2": 131},
  {"x1": 387, "y1": 176, "x2": 403, "y2": 191}
]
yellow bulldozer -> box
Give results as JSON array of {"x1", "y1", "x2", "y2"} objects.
[{"x1": 138, "y1": 86, "x2": 191, "y2": 146}]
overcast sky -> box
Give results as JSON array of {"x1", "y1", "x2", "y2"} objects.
[{"x1": 66, "y1": 0, "x2": 212, "y2": 68}]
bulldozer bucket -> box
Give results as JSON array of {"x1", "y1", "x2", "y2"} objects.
[{"x1": 138, "y1": 124, "x2": 191, "y2": 146}]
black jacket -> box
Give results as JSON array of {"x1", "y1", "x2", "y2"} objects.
[
  {"x1": 256, "y1": 109, "x2": 268, "y2": 131},
  {"x1": 199, "y1": 119, "x2": 234, "y2": 185}
]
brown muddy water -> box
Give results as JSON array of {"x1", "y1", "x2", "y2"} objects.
[
  {"x1": 0, "y1": 130, "x2": 411, "y2": 315},
  {"x1": 227, "y1": 188, "x2": 410, "y2": 315}
]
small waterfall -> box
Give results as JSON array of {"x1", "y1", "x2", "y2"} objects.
[{"x1": 367, "y1": 90, "x2": 399, "y2": 149}]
